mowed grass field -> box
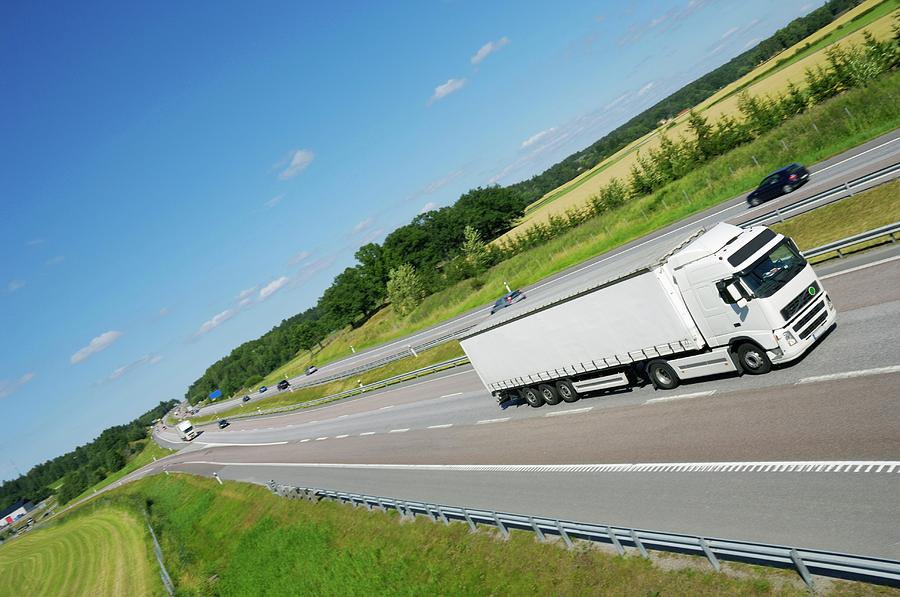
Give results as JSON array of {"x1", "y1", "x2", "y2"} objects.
[
  {"x1": 510, "y1": 0, "x2": 898, "y2": 234},
  {"x1": 0, "y1": 507, "x2": 163, "y2": 597}
]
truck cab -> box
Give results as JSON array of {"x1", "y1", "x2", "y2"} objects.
[
  {"x1": 177, "y1": 420, "x2": 198, "y2": 441},
  {"x1": 671, "y1": 224, "x2": 835, "y2": 369}
]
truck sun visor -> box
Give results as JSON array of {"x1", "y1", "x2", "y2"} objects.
[{"x1": 727, "y1": 228, "x2": 776, "y2": 267}]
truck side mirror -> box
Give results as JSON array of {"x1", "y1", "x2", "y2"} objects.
[{"x1": 717, "y1": 279, "x2": 749, "y2": 305}]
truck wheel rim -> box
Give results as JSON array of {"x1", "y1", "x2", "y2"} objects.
[
  {"x1": 655, "y1": 368, "x2": 672, "y2": 384},
  {"x1": 560, "y1": 385, "x2": 572, "y2": 398},
  {"x1": 744, "y1": 351, "x2": 763, "y2": 369},
  {"x1": 542, "y1": 388, "x2": 553, "y2": 400}
]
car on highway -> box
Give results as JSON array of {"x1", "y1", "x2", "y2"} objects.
[
  {"x1": 305, "y1": 365, "x2": 318, "y2": 375},
  {"x1": 242, "y1": 395, "x2": 251, "y2": 403},
  {"x1": 277, "y1": 379, "x2": 290, "y2": 390},
  {"x1": 746, "y1": 163, "x2": 810, "y2": 206},
  {"x1": 218, "y1": 419, "x2": 229, "y2": 429},
  {"x1": 258, "y1": 385, "x2": 268, "y2": 393},
  {"x1": 490, "y1": 290, "x2": 526, "y2": 314}
]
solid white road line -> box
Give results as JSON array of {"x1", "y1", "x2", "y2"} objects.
[
  {"x1": 181, "y1": 460, "x2": 900, "y2": 474},
  {"x1": 813, "y1": 135, "x2": 899, "y2": 175},
  {"x1": 820, "y1": 254, "x2": 900, "y2": 279},
  {"x1": 476, "y1": 417, "x2": 510, "y2": 425},
  {"x1": 797, "y1": 365, "x2": 900, "y2": 384},
  {"x1": 193, "y1": 441, "x2": 288, "y2": 447},
  {"x1": 545, "y1": 407, "x2": 593, "y2": 417},
  {"x1": 427, "y1": 424, "x2": 453, "y2": 429},
  {"x1": 359, "y1": 431, "x2": 376, "y2": 436},
  {"x1": 644, "y1": 390, "x2": 716, "y2": 404},
  {"x1": 441, "y1": 392, "x2": 463, "y2": 398},
  {"x1": 389, "y1": 428, "x2": 409, "y2": 433}
]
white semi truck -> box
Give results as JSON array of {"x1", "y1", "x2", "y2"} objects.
[
  {"x1": 460, "y1": 223, "x2": 836, "y2": 407},
  {"x1": 177, "y1": 420, "x2": 198, "y2": 441}
]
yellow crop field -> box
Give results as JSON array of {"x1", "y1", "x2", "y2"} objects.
[{"x1": 506, "y1": 0, "x2": 898, "y2": 239}]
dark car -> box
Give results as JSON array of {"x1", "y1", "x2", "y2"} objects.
[
  {"x1": 490, "y1": 290, "x2": 526, "y2": 315},
  {"x1": 218, "y1": 419, "x2": 229, "y2": 429},
  {"x1": 277, "y1": 379, "x2": 290, "y2": 391},
  {"x1": 305, "y1": 365, "x2": 318, "y2": 375},
  {"x1": 258, "y1": 385, "x2": 268, "y2": 393},
  {"x1": 242, "y1": 395, "x2": 251, "y2": 403},
  {"x1": 746, "y1": 163, "x2": 809, "y2": 207}
]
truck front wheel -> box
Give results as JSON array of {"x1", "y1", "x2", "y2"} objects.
[
  {"x1": 648, "y1": 360, "x2": 680, "y2": 390},
  {"x1": 736, "y1": 343, "x2": 771, "y2": 374},
  {"x1": 522, "y1": 386, "x2": 545, "y2": 408}
]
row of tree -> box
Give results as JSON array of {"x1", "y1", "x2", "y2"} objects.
[
  {"x1": 0, "y1": 400, "x2": 177, "y2": 509},
  {"x1": 183, "y1": 0, "x2": 881, "y2": 403}
]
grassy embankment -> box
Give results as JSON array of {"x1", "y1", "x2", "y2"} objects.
[
  {"x1": 67, "y1": 439, "x2": 176, "y2": 505},
  {"x1": 114, "y1": 474, "x2": 899, "y2": 596},
  {"x1": 515, "y1": 0, "x2": 898, "y2": 227},
  {"x1": 194, "y1": 340, "x2": 465, "y2": 424},
  {"x1": 251, "y1": 69, "x2": 900, "y2": 384},
  {"x1": 0, "y1": 505, "x2": 164, "y2": 597},
  {"x1": 772, "y1": 178, "x2": 900, "y2": 259}
]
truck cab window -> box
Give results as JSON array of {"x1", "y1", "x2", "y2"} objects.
[{"x1": 740, "y1": 240, "x2": 807, "y2": 299}]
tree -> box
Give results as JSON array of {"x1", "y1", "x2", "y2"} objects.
[
  {"x1": 461, "y1": 225, "x2": 489, "y2": 271},
  {"x1": 386, "y1": 264, "x2": 426, "y2": 316}
]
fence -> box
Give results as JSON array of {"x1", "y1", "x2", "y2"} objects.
[
  {"x1": 267, "y1": 481, "x2": 900, "y2": 590},
  {"x1": 803, "y1": 221, "x2": 899, "y2": 260}
]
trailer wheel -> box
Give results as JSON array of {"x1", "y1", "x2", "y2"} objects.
[
  {"x1": 557, "y1": 380, "x2": 579, "y2": 403},
  {"x1": 736, "y1": 343, "x2": 771, "y2": 375},
  {"x1": 648, "y1": 360, "x2": 680, "y2": 390},
  {"x1": 522, "y1": 386, "x2": 544, "y2": 408},
  {"x1": 539, "y1": 384, "x2": 561, "y2": 406}
]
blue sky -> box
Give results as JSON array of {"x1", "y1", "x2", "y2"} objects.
[{"x1": 0, "y1": 0, "x2": 819, "y2": 480}]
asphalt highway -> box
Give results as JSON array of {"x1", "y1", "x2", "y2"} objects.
[
  {"x1": 143, "y1": 251, "x2": 900, "y2": 557},
  {"x1": 194, "y1": 128, "x2": 900, "y2": 420}
]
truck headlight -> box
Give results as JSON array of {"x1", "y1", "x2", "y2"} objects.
[
  {"x1": 826, "y1": 295, "x2": 833, "y2": 310},
  {"x1": 783, "y1": 331, "x2": 797, "y2": 346}
]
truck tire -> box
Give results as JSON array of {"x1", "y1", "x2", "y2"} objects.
[
  {"x1": 539, "y1": 384, "x2": 561, "y2": 406},
  {"x1": 736, "y1": 343, "x2": 771, "y2": 375},
  {"x1": 648, "y1": 360, "x2": 680, "y2": 390},
  {"x1": 557, "y1": 380, "x2": 579, "y2": 403},
  {"x1": 522, "y1": 386, "x2": 544, "y2": 408}
]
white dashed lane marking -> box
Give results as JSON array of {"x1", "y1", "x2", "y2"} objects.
[
  {"x1": 644, "y1": 390, "x2": 716, "y2": 404},
  {"x1": 797, "y1": 365, "x2": 900, "y2": 384},
  {"x1": 389, "y1": 428, "x2": 409, "y2": 433},
  {"x1": 476, "y1": 418, "x2": 509, "y2": 425},
  {"x1": 545, "y1": 407, "x2": 592, "y2": 417},
  {"x1": 427, "y1": 424, "x2": 453, "y2": 429}
]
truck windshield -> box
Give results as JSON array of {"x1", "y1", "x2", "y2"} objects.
[{"x1": 740, "y1": 240, "x2": 806, "y2": 298}]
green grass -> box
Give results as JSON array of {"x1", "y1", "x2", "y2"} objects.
[
  {"x1": 70, "y1": 439, "x2": 176, "y2": 504},
  {"x1": 0, "y1": 505, "x2": 163, "y2": 596},
  {"x1": 772, "y1": 178, "x2": 900, "y2": 260},
  {"x1": 111, "y1": 474, "x2": 899, "y2": 597},
  {"x1": 292, "y1": 70, "x2": 900, "y2": 365},
  {"x1": 192, "y1": 340, "x2": 466, "y2": 425}
]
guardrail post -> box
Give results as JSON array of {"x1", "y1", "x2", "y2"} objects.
[
  {"x1": 493, "y1": 512, "x2": 509, "y2": 539},
  {"x1": 607, "y1": 528, "x2": 625, "y2": 555},
  {"x1": 630, "y1": 529, "x2": 649, "y2": 558},
  {"x1": 556, "y1": 521, "x2": 573, "y2": 549},
  {"x1": 529, "y1": 517, "x2": 546, "y2": 542},
  {"x1": 698, "y1": 538, "x2": 720, "y2": 571},
  {"x1": 437, "y1": 506, "x2": 449, "y2": 526},
  {"x1": 774, "y1": 206, "x2": 784, "y2": 223},
  {"x1": 790, "y1": 549, "x2": 815, "y2": 590},
  {"x1": 463, "y1": 509, "x2": 477, "y2": 532}
]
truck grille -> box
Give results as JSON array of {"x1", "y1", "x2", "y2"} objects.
[
  {"x1": 798, "y1": 311, "x2": 828, "y2": 340},
  {"x1": 792, "y1": 300, "x2": 824, "y2": 333},
  {"x1": 781, "y1": 281, "x2": 820, "y2": 321}
]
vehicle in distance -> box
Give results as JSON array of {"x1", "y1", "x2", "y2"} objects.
[
  {"x1": 242, "y1": 395, "x2": 251, "y2": 402},
  {"x1": 746, "y1": 163, "x2": 809, "y2": 206},
  {"x1": 177, "y1": 420, "x2": 198, "y2": 441},
  {"x1": 460, "y1": 223, "x2": 835, "y2": 408},
  {"x1": 490, "y1": 290, "x2": 526, "y2": 314},
  {"x1": 305, "y1": 365, "x2": 318, "y2": 375},
  {"x1": 258, "y1": 386, "x2": 268, "y2": 393},
  {"x1": 277, "y1": 379, "x2": 290, "y2": 390},
  {"x1": 218, "y1": 419, "x2": 229, "y2": 429}
]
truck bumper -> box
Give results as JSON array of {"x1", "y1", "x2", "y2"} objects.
[{"x1": 770, "y1": 294, "x2": 837, "y2": 365}]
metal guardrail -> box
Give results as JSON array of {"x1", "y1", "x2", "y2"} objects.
[
  {"x1": 268, "y1": 481, "x2": 900, "y2": 590},
  {"x1": 803, "y1": 222, "x2": 900, "y2": 259},
  {"x1": 215, "y1": 356, "x2": 471, "y2": 422},
  {"x1": 741, "y1": 161, "x2": 900, "y2": 228}
]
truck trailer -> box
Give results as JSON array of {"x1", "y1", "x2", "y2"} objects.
[
  {"x1": 177, "y1": 420, "x2": 198, "y2": 441},
  {"x1": 460, "y1": 223, "x2": 836, "y2": 407}
]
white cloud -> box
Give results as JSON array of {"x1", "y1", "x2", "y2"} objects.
[
  {"x1": 45, "y1": 255, "x2": 65, "y2": 266},
  {"x1": 428, "y1": 78, "x2": 466, "y2": 105},
  {"x1": 105, "y1": 354, "x2": 162, "y2": 382},
  {"x1": 289, "y1": 250, "x2": 311, "y2": 266},
  {"x1": 276, "y1": 149, "x2": 315, "y2": 180},
  {"x1": 237, "y1": 287, "x2": 256, "y2": 301},
  {"x1": 744, "y1": 37, "x2": 761, "y2": 50},
  {"x1": 158, "y1": 307, "x2": 170, "y2": 318},
  {"x1": 471, "y1": 36, "x2": 509, "y2": 64},
  {"x1": 0, "y1": 372, "x2": 35, "y2": 400},
  {"x1": 264, "y1": 194, "x2": 286, "y2": 209},
  {"x1": 26, "y1": 239, "x2": 45, "y2": 247},
  {"x1": 419, "y1": 201, "x2": 437, "y2": 214},
  {"x1": 259, "y1": 276, "x2": 289, "y2": 301},
  {"x1": 71, "y1": 331, "x2": 122, "y2": 364},
  {"x1": 521, "y1": 127, "x2": 557, "y2": 149},
  {"x1": 721, "y1": 26, "x2": 739, "y2": 40},
  {"x1": 293, "y1": 256, "x2": 336, "y2": 286},
  {"x1": 351, "y1": 217, "x2": 374, "y2": 235},
  {"x1": 638, "y1": 82, "x2": 655, "y2": 97},
  {"x1": 196, "y1": 309, "x2": 237, "y2": 336},
  {"x1": 7, "y1": 280, "x2": 25, "y2": 293},
  {"x1": 605, "y1": 92, "x2": 631, "y2": 110}
]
